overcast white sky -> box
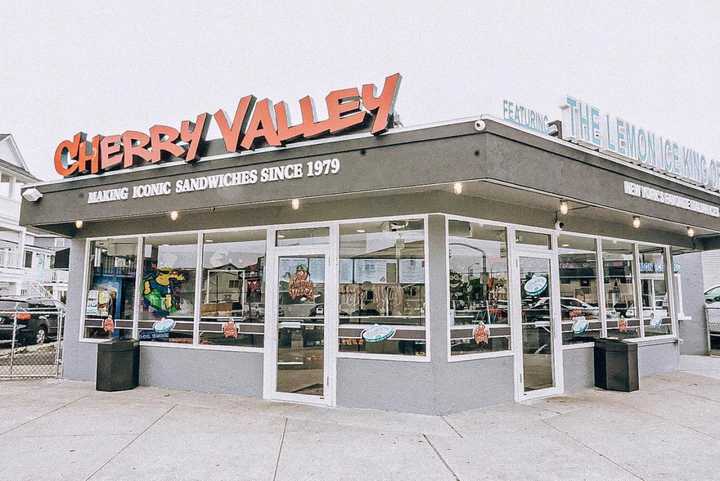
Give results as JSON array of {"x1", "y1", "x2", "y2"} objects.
[{"x1": 1, "y1": 0, "x2": 718, "y2": 180}]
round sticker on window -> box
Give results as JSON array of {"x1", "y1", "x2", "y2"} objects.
[
  {"x1": 649, "y1": 312, "x2": 663, "y2": 328},
  {"x1": 153, "y1": 318, "x2": 176, "y2": 334},
  {"x1": 572, "y1": 316, "x2": 589, "y2": 335},
  {"x1": 362, "y1": 325, "x2": 396, "y2": 343},
  {"x1": 523, "y1": 275, "x2": 548, "y2": 296}
]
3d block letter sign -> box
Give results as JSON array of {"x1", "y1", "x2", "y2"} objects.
[{"x1": 54, "y1": 73, "x2": 402, "y2": 177}]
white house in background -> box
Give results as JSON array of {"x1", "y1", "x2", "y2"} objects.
[{"x1": 0, "y1": 134, "x2": 68, "y2": 301}]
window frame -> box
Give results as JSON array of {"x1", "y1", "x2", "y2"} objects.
[
  {"x1": 79, "y1": 214, "x2": 432, "y2": 362},
  {"x1": 445, "y1": 214, "x2": 679, "y2": 362},
  {"x1": 335, "y1": 216, "x2": 431, "y2": 361},
  {"x1": 446, "y1": 216, "x2": 514, "y2": 361}
]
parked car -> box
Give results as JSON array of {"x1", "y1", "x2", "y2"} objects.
[
  {"x1": 0, "y1": 297, "x2": 62, "y2": 345},
  {"x1": 529, "y1": 297, "x2": 600, "y2": 318}
]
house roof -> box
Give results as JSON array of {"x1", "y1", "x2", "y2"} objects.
[{"x1": 0, "y1": 134, "x2": 41, "y2": 182}]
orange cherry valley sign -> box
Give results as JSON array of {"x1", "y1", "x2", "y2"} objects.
[{"x1": 55, "y1": 73, "x2": 401, "y2": 177}]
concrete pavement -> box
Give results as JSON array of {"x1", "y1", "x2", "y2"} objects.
[{"x1": 0, "y1": 355, "x2": 719, "y2": 481}]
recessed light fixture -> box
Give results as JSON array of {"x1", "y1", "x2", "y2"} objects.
[
  {"x1": 170, "y1": 211, "x2": 179, "y2": 221},
  {"x1": 277, "y1": 234, "x2": 285, "y2": 239},
  {"x1": 687, "y1": 226, "x2": 695, "y2": 237},
  {"x1": 632, "y1": 216, "x2": 640, "y2": 229},
  {"x1": 291, "y1": 198, "x2": 300, "y2": 210},
  {"x1": 74, "y1": 220, "x2": 83, "y2": 229},
  {"x1": 559, "y1": 200, "x2": 569, "y2": 216},
  {"x1": 453, "y1": 182, "x2": 463, "y2": 195},
  {"x1": 561, "y1": 243, "x2": 570, "y2": 247}
]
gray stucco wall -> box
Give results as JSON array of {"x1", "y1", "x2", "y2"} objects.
[
  {"x1": 563, "y1": 347, "x2": 595, "y2": 392},
  {"x1": 674, "y1": 252, "x2": 708, "y2": 355},
  {"x1": 336, "y1": 358, "x2": 434, "y2": 413},
  {"x1": 62, "y1": 238, "x2": 97, "y2": 381},
  {"x1": 638, "y1": 340, "x2": 680, "y2": 377},
  {"x1": 434, "y1": 356, "x2": 515, "y2": 414},
  {"x1": 139, "y1": 346, "x2": 262, "y2": 396}
]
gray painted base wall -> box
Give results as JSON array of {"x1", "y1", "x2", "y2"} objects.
[
  {"x1": 336, "y1": 358, "x2": 434, "y2": 413},
  {"x1": 563, "y1": 347, "x2": 595, "y2": 392},
  {"x1": 139, "y1": 347, "x2": 262, "y2": 396},
  {"x1": 562, "y1": 341, "x2": 679, "y2": 394},
  {"x1": 433, "y1": 356, "x2": 514, "y2": 414},
  {"x1": 638, "y1": 341, "x2": 680, "y2": 377}
]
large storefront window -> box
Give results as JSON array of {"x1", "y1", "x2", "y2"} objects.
[
  {"x1": 559, "y1": 235, "x2": 601, "y2": 344},
  {"x1": 338, "y1": 218, "x2": 426, "y2": 356},
  {"x1": 448, "y1": 220, "x2": 509, "y2": 355},
  {"x1": 602, "y1": 240, "x2": 640, "y2": 339},
  {"x1": 139, "y1": 234, "x2": 198, "y2": 343},
  {"x1": 200, "y1": 230, "x2": 266, "y2": 347},
  {"x1": 83, "y1": 238, "x2": 137, "y2": 339},
  {"x1": 638, "y1": 245, "x2": 672, "y2": 337}
]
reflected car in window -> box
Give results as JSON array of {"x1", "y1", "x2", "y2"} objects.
[{"x1": 529, "y1": 297, "x2": 599, "y2": 318}]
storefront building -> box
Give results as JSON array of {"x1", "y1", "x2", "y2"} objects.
[{"x1": 20, "y1": 76, "x2": 720, "y2": 414}]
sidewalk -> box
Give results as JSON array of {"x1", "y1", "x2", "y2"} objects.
[{"x1": 0, "y1": 355, "x2": 719, "y2": 481}]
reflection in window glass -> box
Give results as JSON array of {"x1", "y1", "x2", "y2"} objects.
[
  {"x1": 448, "y1": 221, "x2": 509, "y2": 355},
  {"x1": 84, "y1": 238, "x2": 137, "y2": 339},
  {"x1": 638, "y1": 245, "x2": 672, "y2": 336},
  {"x1": 602, "y1": 240, "x2": 640, "y2": 339},
  {"x1": 515, "y1": 231, "x2": 550, "y2": 249},
  {"x1": 200, "y1": 230, "x2": 266, "y2": 347},
  {"x1": 276, "y1": 227, "x2": 329, "y2": 247},
  {"x1": 277, "y1": 255, "x2": 325, "y2": 395},
  {"x1": 338, "y1": 219, "x2": 426, "y2": 356},
  {"x1": 559, "y1": 235, "x2": 601, "y2": 344},
  {"x1": 139, "y1": 234, "x2": 197, "y2": 343}
]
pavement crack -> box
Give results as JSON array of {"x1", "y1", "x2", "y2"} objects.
[
  {"x1": 541, "y1": 418, "x2": 645, "y2": 481},
  {"x1": 272, "y1": 417, "x2": 289, "y2": 481},
  {"x1": 440, "y1": 415, "x2": 463, "y2": 438},
  {"x1": 423, "y1": 433, "x2": 461, "y2": 481},
  {"x1": 0, "y1": 393, "x2": 90, "y2": 437},
  {"x1": 85, "y1": 403, "x2": 177, "y2": 481}
]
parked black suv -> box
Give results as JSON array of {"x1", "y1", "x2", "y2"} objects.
[{"x1": 0, "y1": 297, "x2": 62, "y2": 345}]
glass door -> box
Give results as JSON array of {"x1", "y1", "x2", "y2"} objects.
[
  {"x1": 275, "y1": 254, "x2": 326, "y2": 398},
  {"x1": 264, "y1": 243, "x2": 335, "y2": 406},
  {"x1": 513, "y1": 251, "x2": 562, "y2": 398}
]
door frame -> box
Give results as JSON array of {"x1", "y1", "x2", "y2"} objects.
[
  {"x1": 262, "y1": 229, "x2": 338, "y2": 407},
  {"x1": 510, "y1": 235, "x2": 564, "y2": 402}
]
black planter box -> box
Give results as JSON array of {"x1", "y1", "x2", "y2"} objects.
[
  {"x1": 96, "y1": 339, "x2": 140, "y2": 391},
  {"x1": 594, "y1": 338, "x2": 638, "y2": 392}
]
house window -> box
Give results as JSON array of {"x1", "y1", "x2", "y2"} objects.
[
  {"x1": 0, "y1": 174, "x2": 12, "y2": 198},
  {"x1": 24, "y1": 251, "x2": 33, "y2": 268}
]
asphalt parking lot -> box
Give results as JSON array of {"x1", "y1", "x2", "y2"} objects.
[{"x1": 1, "y1": 355, "x2": 719, "y2": 481}]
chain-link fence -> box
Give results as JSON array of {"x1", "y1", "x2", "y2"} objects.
[
  {"x1": 0, "y1": 299, "x2": 65, "y2": 379},
  {"x1": 706, "y1": 306, "x2": 720, "y2": 356}
]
